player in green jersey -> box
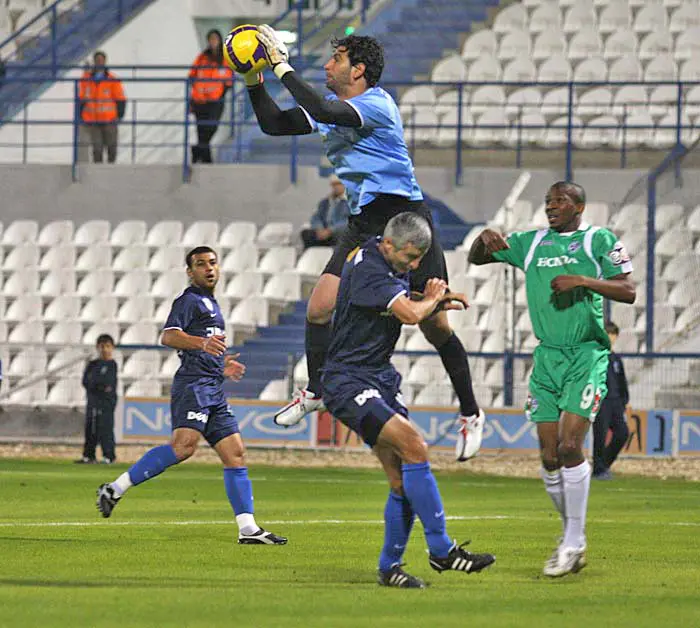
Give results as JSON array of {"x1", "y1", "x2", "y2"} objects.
[{"x1": 468, "y1": 181, "x2": 636, "y2": 577}]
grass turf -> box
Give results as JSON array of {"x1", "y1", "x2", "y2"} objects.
[{"x1": 0, "y1": 458, "x2": 698, "y2": 628}]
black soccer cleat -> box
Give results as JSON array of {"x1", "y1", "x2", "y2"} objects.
[
  {"x1": 429, "y1": 540, "x2": 496, "y2": 574},
  {"x1": 377, "y1": 564, "x2": 427, "y2": 589},
  {"x1": 238, "y1": 528, "x2": 288, "y2": 545},
  {"x1": 96, "y1": 483, "x2": 121, "y2": 518}
]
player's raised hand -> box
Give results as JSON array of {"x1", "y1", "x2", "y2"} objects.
[
  {"x1": 423, "y1": 278, "x2": 448, "y2": 301},
  {"x1": 551, "y1": 274, "x2": 585, "y2": 294},
  {"x1": 256, "y1": 25, "x2": 289, "y2": 68},
  {"x1": 224, "y1": 353, "x2": 246, "y2": 381},
  {"x1": 201, "y1": 334, "x2": 227, "y2": 357},
  {"x1": 480, "y1": 228, "x2": 509, "y2": 253},
  {"x1": 438, "y1": 291, "x2": 469, "y2": 311}
]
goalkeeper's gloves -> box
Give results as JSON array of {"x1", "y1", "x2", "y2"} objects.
[
  {"x1": 256, "y1": 24, "x2": 293, "y2": 80},
  {"x1": 243, "y1": 70, "x2": 263, "y2": 88}
]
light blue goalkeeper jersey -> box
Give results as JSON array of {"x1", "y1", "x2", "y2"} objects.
[{"x1": 305, "y1": 86, "x2": 423, "y2": 214}]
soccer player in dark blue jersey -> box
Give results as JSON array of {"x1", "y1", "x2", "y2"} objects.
[
  {"x1": 97, "y1": 246, "x2": 286, "y2": 545},
  {"x1": 244, "y1": 26, "x2": 484, "y2": 461},
  {"x1": 321, "y1": 212, "x2": 495, "y2": 587}
]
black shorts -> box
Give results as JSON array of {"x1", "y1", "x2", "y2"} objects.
[{"x1": 322, "y1": 194, "x2": 448, "y2": 291}]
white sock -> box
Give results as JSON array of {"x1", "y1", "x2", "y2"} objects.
[
  {"x1": 561, "y1": 461, "x2": 591, "y2": 549},
  {"x1": 541, "y1": 467, "x2": 566, "y2": 535},
  {"x1": 236, "y1": 513, "x2": 260, "y2": 536},
  {"x1": 111, "y1": 472, "x2": 133, "y2": 497}
]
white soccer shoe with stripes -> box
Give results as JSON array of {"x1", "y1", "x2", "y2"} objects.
[
  {"x1": 274, "y1": 388, "x2": 324, "y2": 427},
  {"x1": 455, "y1": 409, "x2": 485, "y2": 461},
  {"x1": 543, "y1": 545, "x2": 587, "y2": 577},
  {"x1": 428, "y1": 540, "x2": 496, "y2": 574}
]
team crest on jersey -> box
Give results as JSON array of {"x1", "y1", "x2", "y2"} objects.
[
  {"x1": 567, "y1": 241, "x2": 582, "y2": 253},
  {"x1": 202, "y1": 297, "x2": 214, "y2": 312},
  {"x1": 525, "y1": 393, "x2": 538, "y2": 419},
  {"x1": 608, "y1": 241, "x2": 630, "y2": 266}
]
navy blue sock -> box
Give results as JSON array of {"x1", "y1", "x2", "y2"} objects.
[
  {"x1": 378, "y1": 491, "x2": 415, "y2": 572},
  {"x1": 223, "y1": 467, "x2": 254, "y2": 515},
  {"x1": 437, "y1": 333, "x2": 479, "y2": 417},
  {"x1": 127, "y1": 444, "x2": 178, "y2": 486},
  {"x1": 402, "y1": 462, "x2": 452, "y2": 558},
  {"x1": 305, "y1": 321, "x2": 331, "y2": 396}
]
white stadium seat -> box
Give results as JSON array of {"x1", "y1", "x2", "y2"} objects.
[
  {"x1": 577, "y1": 87, "x2": 613, "y2": 117},
  {"x1": 125, "y1": 380, "x2": 163, "y2": 398},
  {"x1": 8, "y1": 322, "x2": 45, "y2": 344},
  {"x1": 113, "y1": 270, "x2": 152, "y2": 298},
  {"x1": 75, "y1": 244, "x2": 112, "y2": 271},
  {"x1": 39, "y1": 244, "x2": 76, "y2": 270},
  {"x1": 497, "y1": 30, "x2": 530, "y2": 61},
  {"x1": 74, "y1": 220, "x2": 110, "y2": 246},
  {"x1": 182, "y1": 221, "x2": 219, "y2": 247},
  {"x1": 256, "y1": 222, "x2": 294, "y2": 247},
  {"x1": 79, "y1": 296, "x2": 118, "y2": 323},
  {"x1": 160, "y1": 351, "x2": 181, "y2": 378},
  {"x1": 680, "y1": 59, "x2": 700, "y2": 81},
  {"x1": 221, "y1": 244, "x2": 259, "y2": 273},
  {"x1": 529, "y1": 3, "x2": 561, "y2": 33},
  {"x1": 5, "y1": 294, "x2": 42, "y2": 322},
  {"x1": 615, "y1": 111, "x2": 654, "y2": 148},
  {"x1": 146, "y1": 221, "x2": 183, "y2": 247},
  {"x1": 604, "y1": 30, "x2": 637, "y2": 60},
  {"x1": 45, "y1": 321, "x2": 83, "y2": 345},
  {"x1": 230, "y1": 296, "x2": 269, "y2": 328},
  {"x1": 614, "y1": 85, "x2": 649, "y2": 116},
  {"x1": 218, "y1": 221, "x2": 257, "y2": 250},
  {"x1": 262, "y1": 271, "x2": 302, "y2": 302},
  {"x1": 670, "y1": 3, "x2": 700, "y2": 33},
  {"x1": 430, "y1": 56, "x2": 466, "y2": 82},
  {"x1": 4, "y1": 270, "x2": 39, "y2": 296},
  {"x1": 655, "y1": 229, "x2": 693, "y2": 257},
  {"x1": 296, "y1": 247, "x2": 333, "y2": 277},
  {"x1": 47, "y1": 347, "x2": 87, "y2": 377},
  {"x1": 258, "y1": 246, "x2": 296, "y2": 274},
  {"x1": 508, "y1": 112, "x2": 547, "y2": 146},
  {"x1": 259, "y1": 379, "x2": 290, "y2": 401},
  {"x1": 574, "y1": 58, "x2": 608, "y2": 82},
  {"x1": 3, "y1": 243, "x2": 39, "y2": 270},
  {"x1": 224, "y1": 271, "x2": 265, "y2": 300},
  {"x1": 563, "y1": 4, "x2": 597, "y2": 33},
  {"x1": 467, "y1": 55, "x2": 502, "y2": 82},
  {"x1": 506, "y1": 87, "x2": 542, "y2": 117},
  {"x1": 151, "y1": 271, "x2": 186, "y2": 299},
  {"x1": 567, "y1": 28, "x2": 602, "y2": 61},
  {"x1": 634, "y1": 4, "x2": 668, "y2": 33},
  {"x1": 461, "y1": 29, "x2": 498, "y2": 60},
  {"x1": 42, "y1": 379, "x2": 85, "y2": 407},
  {"x1": 6, "y1": 381, "x2": 48, "y2": 406},
  {"x1": 38, "y1": 220, "x2": 74, "y2": 247},
  {"x1": 1, "y1": 220, "x2": 38, "y2": 245},
  {"x1": 662, "y1": 253, "x2": 700, "y2": 282},
  {"x1": 610, "y1": 204, "x2": 646, "y2": 232},
  {"x1": 608, "y1": 57, "x2": 642, "y2": 82},
  {"x1": 44, "y1": 295, "x2": 81, "y2": 321},
  {"x1": 117, "y1": 296, "x2": 155, "y2": 323},
  {"x1": 406, "y1": 356, "x2": 447, "y2": 386},
  {"x1": 598, "y1": 3, "x2": 632, "y2": 34},
  {"x1": 83, "y1": 322, "x2": 120, "y2": 346},
  {"x1": 639, "y1": 32, "x2": 674, "y2": 61},
  {"x1": 471, "y1": 110, "x2": 510, "y2": 146},
  {"x1": 469, "y1": 85, "x2": 506, "y2": 115},
  {"x1": 675, "y1": 27, "x2": 700, "y2": 61},
  {"x1": 493, "y1": 3, "x2": 527, "y2": 33},
  {"x1": 8, "y1": 348, "x2": 47, "y2": 376},
  {"x1": 502, "y1": 58, "x2": 536, "y2": 82},
  {"x1": 148, "y1": 246, "x2": 186, "y2": 272},
  {"x1": 437, "y1": 109, "x2": 474, "y2": 145},
  {"x1": 585, "y1": 202, "x2": 610, "y2": 226},
  {"x1": 579, "y1": 116, "x2": 619, "y2": 147},
  {"x1": 542, "y1": 115, "x2": 584, "y2": 148},
  {"x1": 644, "y1": 55, "x2": 677, "y2": 82},
  {"x1": 687, "y1": 205, "x2": 700, "y2": 234},
  {"x1": 113, "y1": 245, "x2": 149, "y2": 271},
  {"x1": 541, "y1": 87, "x2": 574, "y2": 118},
  {"x1": 110, "y1": 220, "x2": 147, "y2": 247},
  {"x1": 400, "y1": 85, "x2": 436, "y2": 117},
  {"x1": 405, "y1": 109, "x2": 439, "y2": 143},
  {"x1": 123, "y1": 350, "x2": 162, "y2": 378},
  {"x1": 532, "y1": 33, "x2": 566, "y2": 61}
]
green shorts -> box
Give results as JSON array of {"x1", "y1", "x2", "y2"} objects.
[{"x1": 526, "y1": 342, "x2": 609, "y2": 423}]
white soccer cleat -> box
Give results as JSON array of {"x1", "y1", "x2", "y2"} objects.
[
  {"x1": 455, "y1": 409, "x2": 485, "y2": 461},
  {"x1": 543, "y1": 545, "x2": 587, "y2": 578},
  {"x1": 273, "y1": 388, "x2": 325, "y2": 427}
]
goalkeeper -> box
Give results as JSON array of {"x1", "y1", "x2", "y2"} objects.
[{"x1": 244, "y1": 26, "x2": 484, "y2": 461}]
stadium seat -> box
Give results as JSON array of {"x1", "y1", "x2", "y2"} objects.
[
  {"x1": 259, "y1": 379, "x2": 290, "y2": 401},
  {"x1": 5, "y1": 295, "x2": 42, "y2": 322},
  {"x1": 461, "y1": 29, "x2": 498, "y2": 60},
  {"x1": 117, "y1": 296, "x2": 155, "y2": 323},
  {"x1": 567, "y1": 28, "x2": 603, "y2": 60},
  {"x1": 3, "y1": 243, "x2": 39, "y2": 270},
  {"x1": 7, "y1": 347, "x2": 47, "y2": 377},
  {"x1": 610, "y1": 204, "x2": 646, "y2": 232},
  {"x1": 469, "y1": 85, "x2": 506, "y2": 115},
  {"x1": 123, "y1": 350, "x2": 162, "y2": 378},
  {"x1": 655, "y1": 203, "x2": 686, "y2": 232},
  {"x1": 634, "y1": 4, "x2": 668, "y2": 33},
  {"x1": 218, "y1": 221, "x2": 257, "y2": 250},
  {"x1": 406, "y1": 356, "x2": 448, "y2": 386},
  {"x1": 44, "y1": 295, "x2": 81, "y2": 321},
  {"x1": 573, "y1": 58, "x2": 608, "y2": 82},
  {"x1": 619, "y1": 228, "x2": 647, "y2": 258},
  {"x1": 482, "y1": 332, "x2": 505, "y2": 352},
  {"x1": 598, "y1": 3, "x2": 632, "y2": 34},
  {"x1": 148, "y1": 246, "x2": 186, "y2": 272},
  {"x1": 413, "y1": 382, "x2": 454, "y2": 407},
  {"x1": 579, "y1": 116, "x2": 619, "y2": 147},
  {"x1": 668, "y1": 281, "x2": 698, "y2": 310},
  {"x1": 390, "y1": 354, "x2": 411, "y2": 379},
  {"x1": 39, "y1": 244, "x2": 76, "y2": 270},
  {"x1": 182, "y1": 221, "x2": 219, "y2": 247},
  {"x1": 459, "y1": 226, "x2": 485, "y2": 254},
  {"x1": 434, "y1": 89, "x2": 467, "y2": 119},
  {"x1": 125, "y1": 380, "x2": 163, "y2": 398},
  {"x1": 608, "y1": 57, "x2": 642, "y2": 82},
  {"x1": 604, "y1": 29, "x2": 638, "y2": 60},
  {"x1": 563, "y1": 4, "x2": 597, "y2": 33},
  {"x1": 639, "y1": 31, "x2": 674, "y2": 60},
  {"x1": 610, "y1": 301, "x2": 637, "y2": 329},
  {"x1": 656, "y1": 229, "x2": 693, "y2": 257},
  {"x1": 160, "y1": 351, "x2": 181, "y2": 378},
  {"x1": 45, "y1": 321, "x2": 83, "y2": 345},
  {"x1": 404, "y1": 332, "x2": 436, "y2": 352},
  {"x1": 529, "y1": 3, "x2": 561, "y2": 33},
  {"x1": 295, "y1": 247, "x2": 333, "y2": 278},
  {"x1": 400, "y1": 85, "x2": 437, "y2": 118},
  {"x1": 74, "y1": 220, "x2": 110, "y2": 247},
  {"x1": 614, "y1": 85, "x2": 649, "y2": 116},
  {"x1": 5, "y1": 381, "x2": 48, "y2": 406},
  {"x1": 262, "y1": 271, "x2": 302, "y2": 302},
  {"x1": 467, "y1": 55, "x2": 502, "y2": 82},
  {"x1": 437, "y1": 109, "x2": 473, "y2": 147},
  {"x1": 110, "y1": 220, "x2": 147, "y2": 247},
  {"x1": 0, "y1": 321, "x2": 7, "y2": 343},
  {"x1": 113, "y1": 245, "x2": 149, "y2": 271},
  {"x1": 1, "y1": 220, "x2": 38, "y2": 245},
  {"x1": 674, "y1": 302, "x2": 700, "y2": 331},
  {"x1": 502, "y1": 58, "x2": 537, "y2": 82},
  {"x1": 224, "y1": 271, "x2": 265, "y2": 300},
  {"x1": 153, "y1": 299, "x2": 174, "y2": 325},
  {"x1": 661, "y1": 252, "x2": 699, "y2": 283},
  {"x1": 4, "y1": 270, "x2": 39, "y2": 296},
  {"x1": 8, "y1": 321, "x2": 45, "y2": 344},
  {"x1": 669, "y1": 3, "x2": 700, "y2": 33},
  {"x1": 497, "y1": 30, "x2": 531, "y2": 61},
  {"x1": 493, "y1": 3, "x2": 527, "y2": 33},
  {"x1": 113, "y1": 270, "x2": 152, "y2": 298},
  {"x1": 150, "y1": 271, "x2": 185, "y2": 299},
  {"x1": 75, "y1": 244, "x2": 112, "y2": 271},
  {"x1": 577, "y1": 87, "x2": 613, "y2": 117},
  {"x1": 471, "y1": 110, "x2": 510, "y2": 146},
  {"x1": 221, "y1": 244, "x2": 259, "y2": 272},
  {"x1": 83, "y1": 322, "x2": 120, "y2": 346},
  {"x1": 532, "y1": 32, "x2": 566, "y2": 61},
  {"x1": 506, "y1": 87, "x2": 542, "y2": 117},
  {"x1": 258, "y1": 247, "x2": 296, "y2": 274},
  {"x1": 687, "y1": 205, "x2": 700, "y2": 234},
  {"x1": 541, "y1": 86, "x2": 574, "y2": 118},
  {"x1": 256, "y1": 222, "x2": 294, "y2": 247},
  {"x1": 430, "y1": 56, "x2": 466, "y2": 82},
  {"x1": 79, "y1": 296, "x2": 118, "y2": 323},
  {"x1": 146, "y1": 221, "x2": 183, "y2": 248},
  {"x1": 443, "y1": 250, "x2": 468, "y2": 278},
  {"x1": 680, "y1": 58, "x2": 700, "y2": 81},
  {"x1": 585, "y1": 202, "x2": 610, "y2": 226},
  {"x1": 405, "y1": 109, "x2": 439, "y2": 143},
  {"x1": 38, "y1": 220, "x2": 74, "y2": 247},
  {"x1": 47, "y1": 347, "x2": 87, "y2": 378},
  {"x1": 675, "y1": 27, "x2": 700, "y2": 60},
  {"x1": 615, "y1": 111, "x2": 654, "y2": 147},
  {"x1": 644, "y1": 55, "x2": 678, "y2": 82},
  {"x1": 542, "y1": 115, "x2": 584, "y2": 147},
  {"x1": 508, "y1": 111, "x2": 547, "y2": 145},
  {"x1": 229, "y1": 296, "x2": 269, "y2": 329},
  {"x1": 41, "y1": 379, "x2": 85, "y2": 407}
]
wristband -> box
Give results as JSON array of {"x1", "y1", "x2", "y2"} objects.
[{"x1": 273, "y1": 62, "x2": 294, "y2": 80}]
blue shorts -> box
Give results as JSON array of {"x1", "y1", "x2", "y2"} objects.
[
  {"x1": 321, "y1": 366, "x2": 408, "y2": 447},
  {"x1": 170, "y1": 377, "x2": 239, "y2": 447}
]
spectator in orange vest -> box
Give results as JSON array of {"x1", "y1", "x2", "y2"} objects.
[
  {"x1": 79, "y1": 51, "x2": 126, "y2": 163},
  {"x1": 189, "y1": 29, "x2": 234, "y2": 164}
]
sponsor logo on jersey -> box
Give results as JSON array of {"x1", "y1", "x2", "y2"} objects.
[
  {"x1": 608, "y1": 241, "x2": 630, "y2": 266},
  {"x1": 187, "y1": 410, "x2": 209, "y2": 424},
  {"x1": 567, "y1": 241, "x2": 582, "y2": 253},
  {"x1": 539, "y1": 240, "x2": 553, "y2": 246},
  {"x1": 202, "y1": 297, "x2": 214, "y2": 312},
  {"x1": 536, "y1": 255, "x2": 579, "y2": 267},
  {"x1": 354, "y1": 388, "x2": 381, "y2": 406}
]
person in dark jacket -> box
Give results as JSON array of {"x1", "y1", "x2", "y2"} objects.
[
  {"x1": 592, "y1": 322, "x2": 630, "y2": 480},
  {"x1": 300, "y1": 175, "x2": 351, "y2": 249},
  {"x1": 76, "y1": 334, "x2": 118, "y2": 464}
]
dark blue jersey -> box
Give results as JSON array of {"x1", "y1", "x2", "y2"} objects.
[
  {"x1": 82, "y1": 358, "x2": 118, "y2": 407},
  {"x1": 326, "y1": 237, "x2": 409, "y2": 371},
  {"x1": 162, "y1": 285, "x2": 225, "y2": 380}
]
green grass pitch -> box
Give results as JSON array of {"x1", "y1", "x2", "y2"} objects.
[{"x1": 0, "y1": 458, "x2": 698, "y2": 628}]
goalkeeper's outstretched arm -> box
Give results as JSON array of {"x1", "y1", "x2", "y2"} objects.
[{"x1": 247, "y1": 82, "x2": 313, "y2": 136}]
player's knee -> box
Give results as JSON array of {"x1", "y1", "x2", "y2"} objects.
[
  {"x1": 557, "y1": 439, "x2": 583, "y2": 464},
  {"x1": 172, "y1": 441, "x2": 197, "y2": 461},
  {"x1": 401, "y1": 432, "x2": 429, "y2": 464},
  {"x1": 419, "y1": 317, "x2": 452, "y2": 347},
  {"x1": 389, "y1": 480, "x2": 404, "y2": 496},
  {"x1": 306, "y1": 298, "x2": 333, "y2": 325},
  {"x1": 540, "y1": 455, "x2": 559, "y2": 471}
]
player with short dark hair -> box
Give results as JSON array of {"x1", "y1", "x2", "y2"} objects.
[
  {"x1": 245, "y1": 26, "x2": 484, "y2": 461},
  {"x1": 322, "y1": 212, "x2": 496, "y2": 588},
  {"x1": 97, "y1": 247, "x2": 286, "y2": 545},
  {"x1": 469, "y1": 181, "x2": 636, "y2": 577}
]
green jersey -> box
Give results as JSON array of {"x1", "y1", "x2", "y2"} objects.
[{"x1": 492, "y1": 222, "x2": 632, "y2": 348}]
